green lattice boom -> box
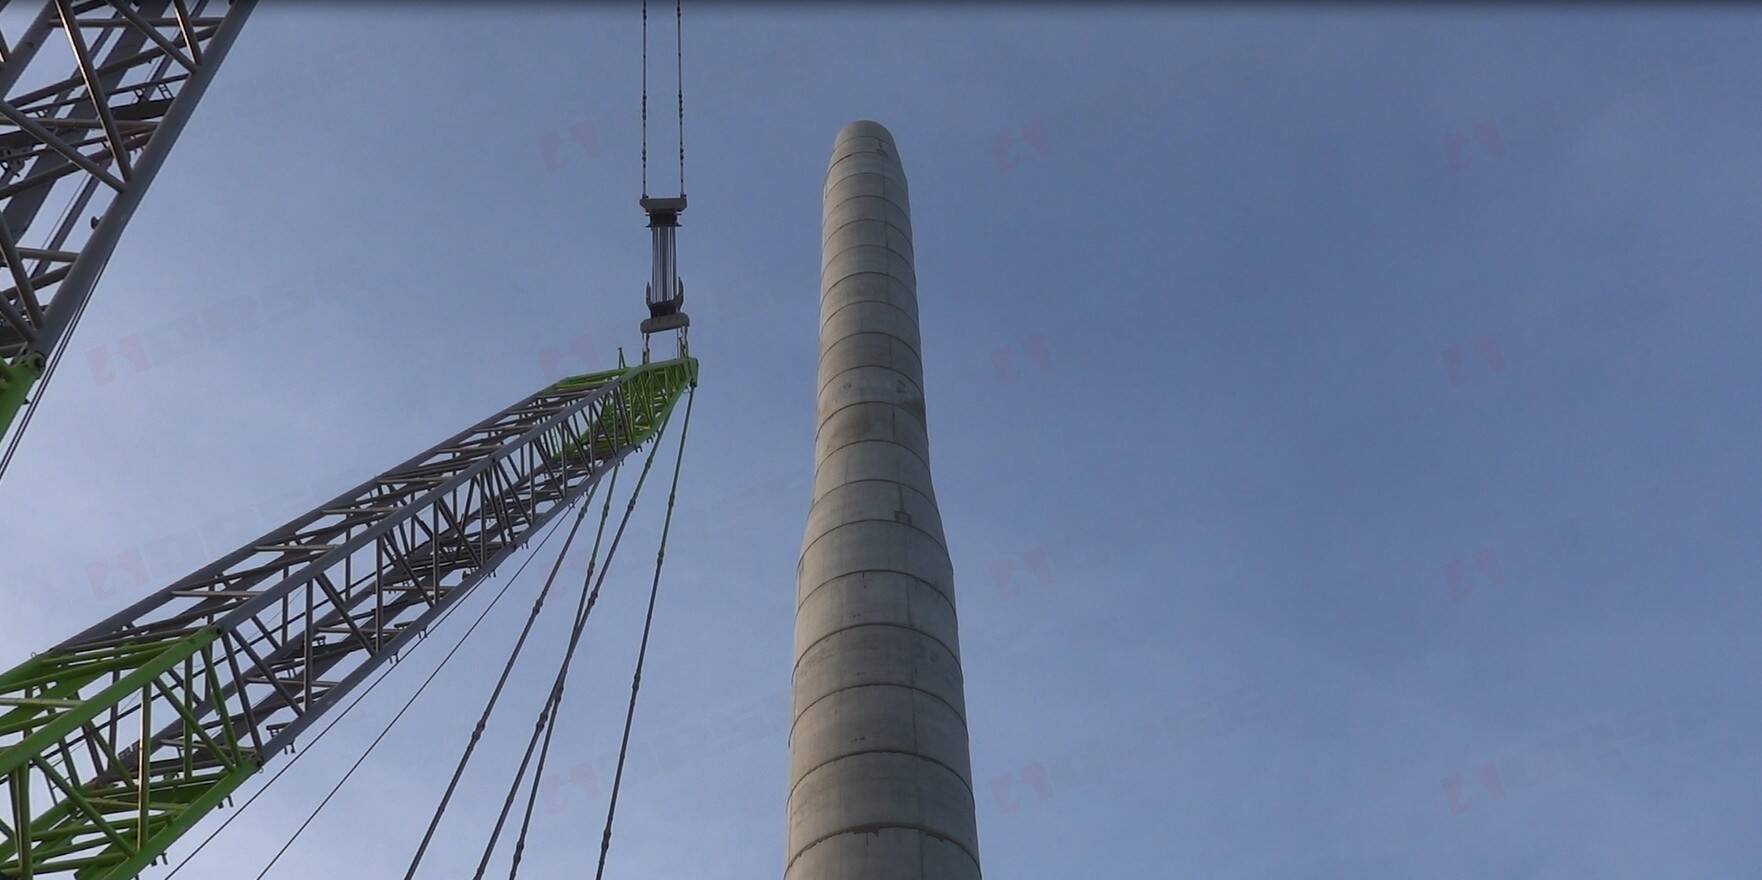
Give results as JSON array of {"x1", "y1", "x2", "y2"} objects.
[{"x1": 0, "y1": 356, "x2": 696, "y2": 879}]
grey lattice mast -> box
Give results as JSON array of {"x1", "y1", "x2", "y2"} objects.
[{"x1": 0, "y1": 0, "x2": 254, "y2": 439}]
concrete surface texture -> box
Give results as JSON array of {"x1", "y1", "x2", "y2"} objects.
[{"x1": 787, "y1": 120, "x2": 982, "y2": 880}]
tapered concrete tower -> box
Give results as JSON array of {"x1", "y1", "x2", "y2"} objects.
[{"x1": 788, "y1": 121, "x2": 982, "y2": 879}]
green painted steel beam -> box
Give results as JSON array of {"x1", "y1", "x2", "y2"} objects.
[
  {"x1": 553, "y1": 356, "x2": 697, "y2": 458},
  {"x1": 0, "y1": 633, "x2": 251, "y2": 879},
  {"x1": 0, "y1": 353, "x2": 44, "y2": 440}
]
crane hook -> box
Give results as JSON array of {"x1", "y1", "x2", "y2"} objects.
[{"x1": 639, "y1": 195, "x2": 689, "y2": 361}]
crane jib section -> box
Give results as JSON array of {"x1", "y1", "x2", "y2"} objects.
[{"x1": 0, "y1": 355, "x2": 697, "y2": 879}]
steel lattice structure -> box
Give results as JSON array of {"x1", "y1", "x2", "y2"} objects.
[
  {"x1": 0, "y1": 0, "x2": 253, "y2": 434},
  {"x1": 0, "y1": 356, "x2": 697, "y2": 879}
]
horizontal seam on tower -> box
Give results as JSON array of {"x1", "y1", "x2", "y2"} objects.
[
  {"x1": 821, "y1": 215, "x2": 913, "y2": 248},
  {"x1": 811, "y1": 438, "x2": 931, "y2": 488},
  {"x1": 832, "y1": 132, "x2": 895, "y2": 151},
  {"x1": 789, "y1": 682, "x2": 967, "y2": 741},
  {"x1": 815, "y1": 358, "x2": 925, "y2": 403},
  {"x1": 804, "y1": 481, "x2": 940, "y2": 524},
  {"x1": 795, "y1": 567, "x2": 956, "y2": 621},
  {"x1": 825, "y1": 174, "x2": 907, "y2": 197},
  {"x1": 791, "y1": 621, "x2": 960, "y2": 682},
  {"x1": 812, "y1": 398, "x2": 928, "y2": 447},
  {"x1": 823, "y1": 240, "x2": 914, "y2": 264},
  {"x1": 823, "y1": 171, "x2": 910, "y2": 201},
  {"x1": 824, "y1": 154, "x2": 907, "y2": 186},
  {"x1": 822, "y1": 211, "x2": 911, "y2": 240},
  {"x1": 817, "y1": 329, "x2": 923, "y2": 372},
  {"x1": 805, "y1": 477, "x2": 937, "y2": 514},
  {"x1": 828, "y1": 141, "x2": 889, "y2": 160},
  {"x1": 825, "y1": 149, "x2": 900, "y2": 172},
  {"x1": 829, "y1": 141, "x2": 889, "y2": 159},
  {"x1": 824, "y1": 175, "x2": 910, "y2": 203},
  {"x1": 825, "y1": 145, "x2": 900, "y2": 168},
  {"x1": 821, "y1": 297, "x2": 917, "y2": 335},
  {"x1": 786, "y1": 747, "x2": 975, "y2": 807},
  {"x1": 798, "y1": 516, "x2": 949, "y2": 570},
  {"x1": 821, "y1": 272, "x2": 918, "y2": 303},
  {"x1": 786, "y1": 823, "x2": 980, "y2": 878},
  {"x1": 824, "y1": 190, "x2": 911, "y2": 218},
  {"x1": 822, "y1": 243, "x2": 916, "y2": 276},
  {"x1": 817, "y1": 285, "x2": 916, "y2": 317},
  {"x1": 822, "y1": 266, "x2": 917, "y2": 293}
]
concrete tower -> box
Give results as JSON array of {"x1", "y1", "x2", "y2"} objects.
[{"x1": 788, "y1": 121, "x2": 982, "y2": 879}]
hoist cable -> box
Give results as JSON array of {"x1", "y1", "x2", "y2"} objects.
[
  {"x1": 640, "y1": 0, "x2": 648, "y2": 198},
  {"x1": 675, "y1": 0, "x2": 684, "y2": 194},
  {"x1": 594, "y1": 384, "x2": 695, "y2": 880},
  {"x1": 165, "y1": 506, "x2": 579, "y2": 879},
  {"x1": 636, "y1": 0, "x2": 684, "y2": 200},
  {"x1": 472, "y1": 403, "x2": 679, "y2": 879},
  {"x1": 401, "y1": 461, "x2": 624, "y2": 880}
]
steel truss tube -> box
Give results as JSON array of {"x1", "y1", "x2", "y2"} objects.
[{"x1": 0, "y1": 356, "x2": 697, "y2": 880}]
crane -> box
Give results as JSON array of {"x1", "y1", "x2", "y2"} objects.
[{"x1": 0, "y1": 2, "x2": 701, "y2": 877}]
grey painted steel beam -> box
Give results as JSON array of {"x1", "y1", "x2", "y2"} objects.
[{"x1": 787, "y1": 120, "x2": 982, "y2": 880}]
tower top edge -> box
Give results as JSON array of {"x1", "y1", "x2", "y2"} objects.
[{"x1": 835, "y1": 120, "x2": 897, "y2": 147}]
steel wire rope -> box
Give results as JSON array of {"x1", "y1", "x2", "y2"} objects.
[
  {"x1": 472, "y1": 470, "x2": 635, "y2": 878},
  {"x1": 593, "y1": 384, "x2": 694, "y2": 880},
  {"x1": 395, "y1": 457, "x2": 627, "y2": 879},
  {"x1": 500, "y1": 498, "x2": 623, "y2": 879},
  {"x1": 499, "y1": 654, "x2": 568, "y2": 879},
  {"x1": 246, "y1": 467, "x2": 618, "y2": 880},
  {"x1": 162, "y1": 499, "x2": 582, "y2": 878},
  {"x1": 392, "y1": 462, "x2": 627, "y2": 880},
  {"x1": 470, "y1": 399, "x2": 682, "y2": 878}
]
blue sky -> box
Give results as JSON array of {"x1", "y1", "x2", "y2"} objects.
[{"x1": 2, "y1": 4, "x2": 1760, "y2": 878}]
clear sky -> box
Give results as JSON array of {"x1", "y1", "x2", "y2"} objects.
[{"x1": 2, "y1": 3, "x2": 1759, "y2": 878}]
